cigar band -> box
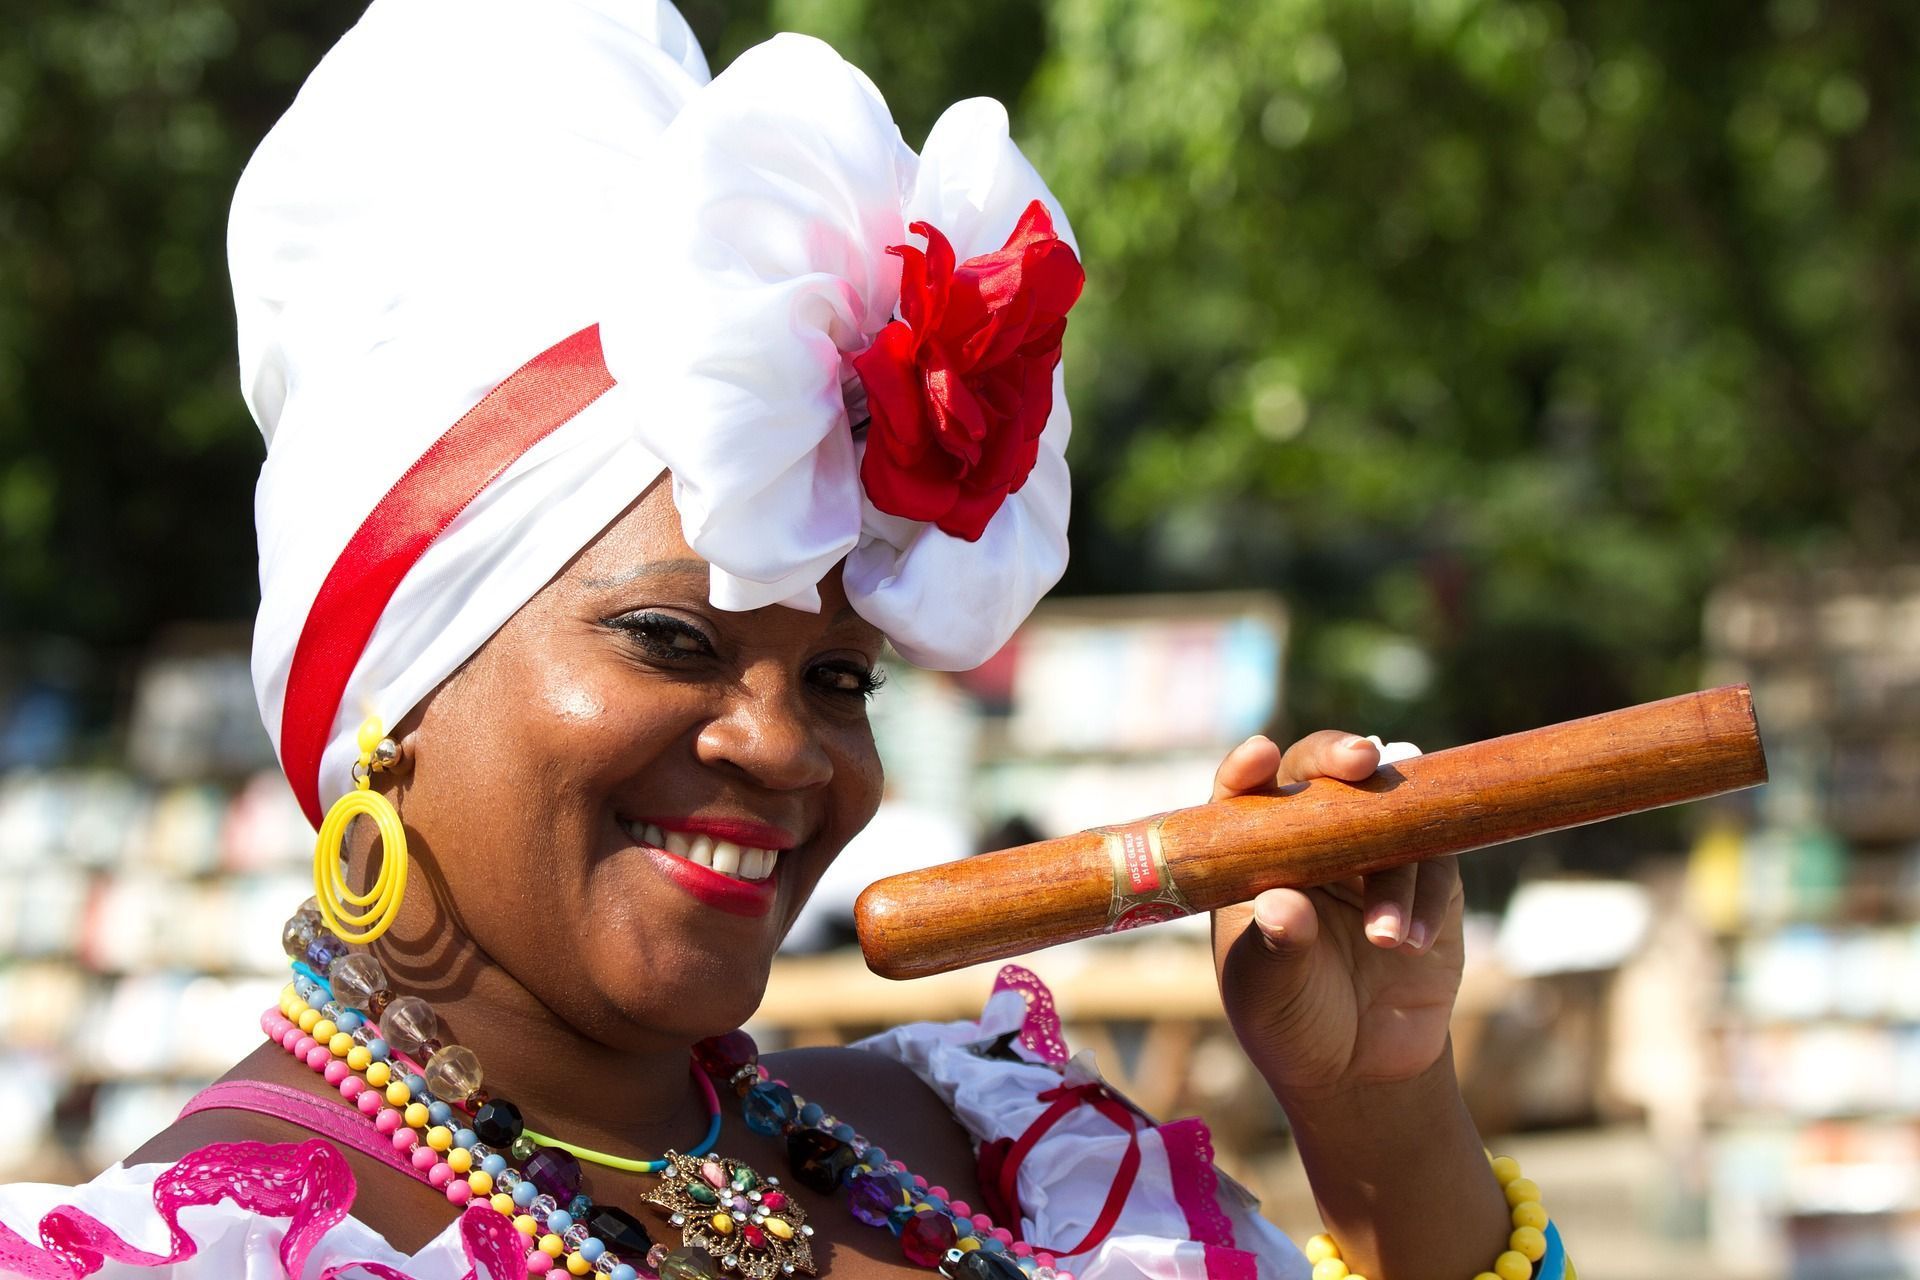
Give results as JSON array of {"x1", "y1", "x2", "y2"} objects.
[{"x1": 1098, "y1": 815, "x2": 1192, "y2": 932}]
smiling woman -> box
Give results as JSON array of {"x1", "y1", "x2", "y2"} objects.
[
  {"x1": 0, "y1": 2, "x2": 1567, "y2": 1279},
  {"x1": 377, "y1": 486, "x2": 888, "y2": 1049}
]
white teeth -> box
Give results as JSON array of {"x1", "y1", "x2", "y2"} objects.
[{"x1": 626, "y1": 821, "x2": 783, "y2": 882}]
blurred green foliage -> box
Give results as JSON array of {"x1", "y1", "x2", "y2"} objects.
[
  {"x1": 1, "y1": 0, "x2": 1914, "y2": 751},
  {"x1": 1023, "y1": 0, "x2": 1920, "y2": 743},
  {"x1": 0, "y1": 1, "x2": 350, "y2": 652}
]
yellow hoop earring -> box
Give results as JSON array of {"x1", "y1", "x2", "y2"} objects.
[{"x1": 312, "y1": 716, "x2": 409, "y2": 945}]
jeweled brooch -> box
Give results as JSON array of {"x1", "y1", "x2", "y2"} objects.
[{"x1": 643, "y1": 1151, "x2": 818, "y2": 1279}]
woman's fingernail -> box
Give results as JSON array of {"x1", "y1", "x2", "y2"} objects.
[
  {"x1": 1341, "y1": 735, "x2": 1368, "y2": 751},
  {"x1": 1366, "y1": 905, "x2": 1403, "y2": 945},
  {"x1": 1408, "y1": 921, "x2": 1430, "y2": 951}
]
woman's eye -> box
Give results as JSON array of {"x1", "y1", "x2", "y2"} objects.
[
  {"x1": 611, "y1": 612, "x2": 715, "y2": 658},
  {"x1": 812, "y1": 662, "x2": 885, "y2": 700}
]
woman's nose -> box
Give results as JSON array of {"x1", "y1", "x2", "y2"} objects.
[{"x1": 693, "y1": 663, "x2": 834, "y2": 792}]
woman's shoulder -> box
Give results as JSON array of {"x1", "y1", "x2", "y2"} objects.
[
  {"x1": 117, "y1": 1041, "x2": 465, "y2": 1255},
  {"x1": 763, "y1": 1043, "x2": 944, "y2": 1108},
  {"x1": 122, "y1": 1047, "x2": 314, "y2": 1165},
  {"x1": 763, "y1": 1044, "x2": 981, "y2": 1199}
]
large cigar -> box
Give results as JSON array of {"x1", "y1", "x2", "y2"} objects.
[{"x1": 856, "y1": 685, "x2": 1765, "y2": 979}]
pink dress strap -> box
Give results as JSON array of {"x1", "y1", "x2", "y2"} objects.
[{"x1": 178, "y1": 1080, "x2": 426, "y2": 1184}]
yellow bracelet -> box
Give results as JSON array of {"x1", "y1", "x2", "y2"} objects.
[{"x1": 1303, "y1": 1150, "x2": 1552, "y2": 1280}]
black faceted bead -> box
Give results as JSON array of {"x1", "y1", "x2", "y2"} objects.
[
  {"x1": 952, "y1": 1250, "x2": 1026, "y2": 1280},
  {"x1": 471, "y1": 1097, "x2": 524, "y2": 1147},
  {"x1": 785, "y1": 1128, "x2": 855, "y2": 1194},
  {"x1": 587, "y1": 1204, "x2": 654, "y2": 1257}
]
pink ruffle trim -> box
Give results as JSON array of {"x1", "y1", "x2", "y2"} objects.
[
  {"x1": 993, "y1": 964, "x2": 1069, "y2": 1065},
  {"x1": 0, "y1": 1139, "x2": 529, "y2": 1279},
  {"x1": 1159, "y1": 1118, "x2": 1233, "y2": 1250},
  {"x1": 1201, "y1": 1244, "x2": 1258, "y2": 1280},
  {"x1": 1161, "y1": 1120, "x2": 1258, "y2": 1280}
]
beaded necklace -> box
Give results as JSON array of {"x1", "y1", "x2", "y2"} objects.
[
  {"x1": 278, "y1": 903, "x2": 1077, "y2": 1280},
  {"x1": 288, "y1": 955, "x2": 724, "y2": 1175}
]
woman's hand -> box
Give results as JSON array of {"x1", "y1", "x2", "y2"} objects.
[
  {"x1": 1209, "y1": 731, "x2": 1465, "y2": 1103},
  {"x1": 1207, "y1": 733, "x2": 1513, "y2": 1278}
]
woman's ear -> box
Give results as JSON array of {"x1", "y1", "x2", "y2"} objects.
[
  {"x1": 390, "y1": 727, "x2": 422, "y2": 786},
  {"x1": 371, "y1": 719, "x2": 425, "y2": 807}
]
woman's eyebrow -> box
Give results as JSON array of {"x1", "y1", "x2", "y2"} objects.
[
  {"x1": 584, "y1": 563, "x2": 872, "y2": 631},
  {"x1": 580, "y1": 558, "x2": 710, "y2": 589}
]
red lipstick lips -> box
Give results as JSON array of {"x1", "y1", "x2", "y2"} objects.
[
  {"x1": 627, "y1": 817, "x2": 792, "y2": 919},
  {"x1": 643, "y1": 848, "x2": 776, "y2": 917}
]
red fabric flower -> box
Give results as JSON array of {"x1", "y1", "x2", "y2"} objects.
[{"x1": 854, "y1": 199, "x2": 1085, "y2": 542}]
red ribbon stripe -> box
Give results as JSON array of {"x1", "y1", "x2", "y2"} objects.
[{"x1": 278, "y1": 324, "x2": 616, "y2": 826}]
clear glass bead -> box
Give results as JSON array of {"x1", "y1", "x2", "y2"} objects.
[
  {"x1": 530, "y1": 1194, "x2": 559, "y2": 1219},
  {"x1": 294, "y1": 977, "x2": 324, "y2": 1004},
  {"x1": 469, "y1": 1142, "x2": 494, "y2": 1163},
  {"x1": 378, "y1": 994, "x2": 439, "y2": 1055},
  {"x1": 281, "y1": 914, "x2": 317, "y2": 960},
  {"x1": 494, "y1": 1168, "x2": 521, "y2": 1193},
  {"x1": 328, "y1": 952, "x2": 389, "y2": 1009},
  {"x1": 305, "y1": 930, "x2": 347, "y2": 972},
  {"x1": 351, "y1": 1022, "x2": 381, "y2": 1047},
  {"x1": 594, "y1": 1256, "x2": 619, "y2": 1276},
  {"x1": 320, "y1": 1001, "x2": 347, "y2": 1023},
  {"x1": 563, "y1": 1224, "x2": 591, "y2": 1249},
  {"x1": 425, "y1": 1044, "x2": 484, "y2": 1101}
]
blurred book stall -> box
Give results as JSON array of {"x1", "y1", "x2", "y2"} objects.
[
  {"x1": 786, "y1": 592, "x2": 1293, "y2": 950},
  {"x1": 1683, "y1": 567, "x2": 1920, "y2": 1278},
  {"x1": 0, "y1": 634, "x2": 312, "y2": 1182}
]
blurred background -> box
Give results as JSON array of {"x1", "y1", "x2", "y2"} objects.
[{"x1": 2, "y1": 0, "x2": 1917, "y2": 1275}]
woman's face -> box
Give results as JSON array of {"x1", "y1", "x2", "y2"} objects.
[{"x1": 390, "y1": 477, "x2": 886, "y2": 1043}]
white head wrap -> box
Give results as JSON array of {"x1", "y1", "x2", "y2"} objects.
[{"x1": 235, "y1": 0, "x2": 1078, "y2": 823}]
